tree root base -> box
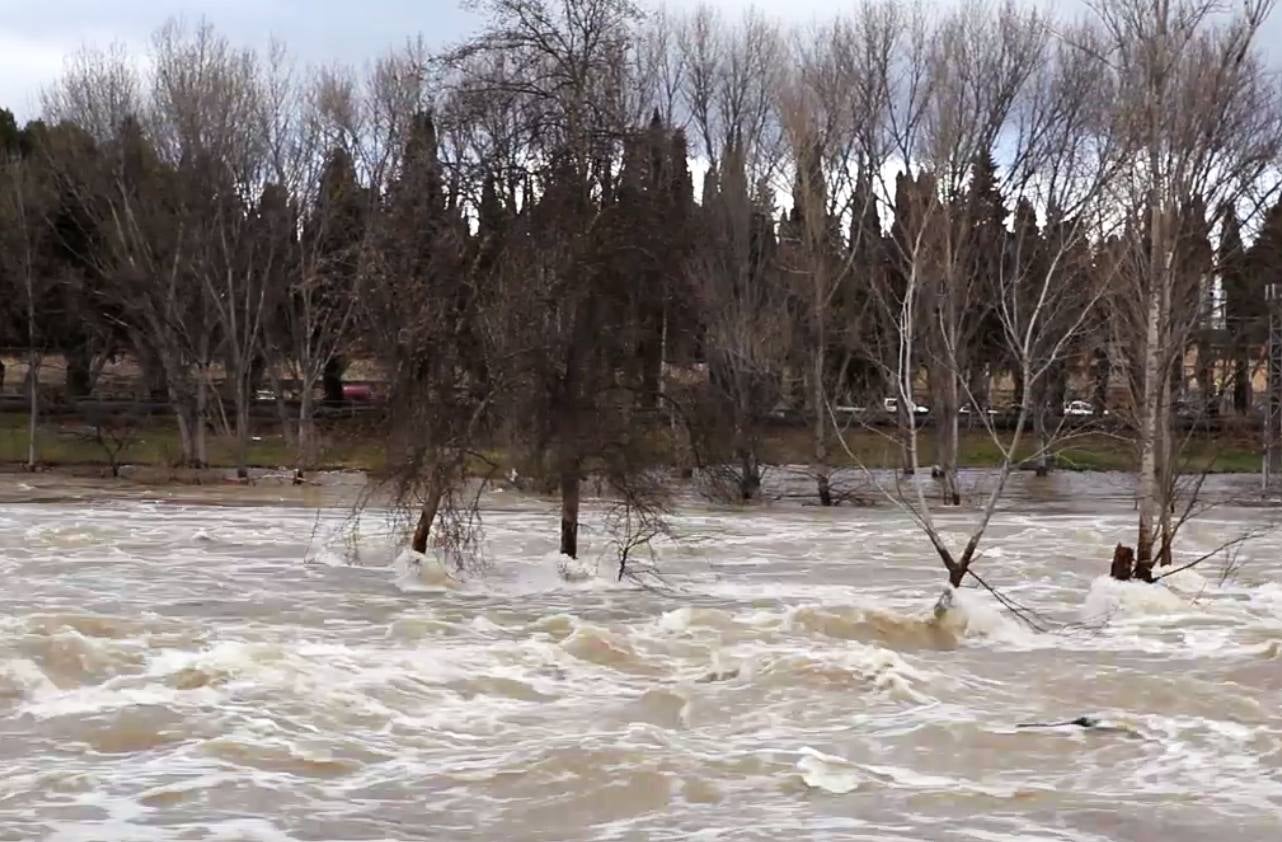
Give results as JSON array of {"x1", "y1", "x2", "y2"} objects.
[{"x1": 1109, "y1": 543, "x2": 1154, "y2": 583}]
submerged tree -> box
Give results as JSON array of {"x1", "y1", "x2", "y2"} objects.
[{"x1": 1095, "y1": 0, "x2": 1281, "y2": 570}]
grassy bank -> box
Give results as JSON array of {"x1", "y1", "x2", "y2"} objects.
[
  {"x1": 0, "y1": 414, "x2": 383, "y2": 474},
  {"x1": 761, "y1": 425, "x2": 1264, "y2": 474},
  {"x1": 0, "y1": 412, "x2": 1266, "y2": 476}
]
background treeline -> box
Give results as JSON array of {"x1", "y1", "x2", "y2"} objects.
[{"x1": 2, "y1": 0, "x2": 1280, "y2": 574}]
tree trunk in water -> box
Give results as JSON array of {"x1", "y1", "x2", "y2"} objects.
[
  {"x1": 817, "y1": 470, "x2": 832, "y2": 507},
  {"x1": 737, "y1": 442, "x2": 760, "y2": 501},
  {"x1": 1156, "y1": 356, "x2": 1175, "y2": 566},
  {"x1": 411, "y1": 482, "x2": 445, "y2": 554},
  {"x1": 560, "y1": 469, "x2": 581, "y2": 558},
  {"x1": 1137, "y1": 214, "x2": 1167, "y2": 568},
  {"x1": 1110, "y1": 543, "x2": 1153, "y2": 583}
]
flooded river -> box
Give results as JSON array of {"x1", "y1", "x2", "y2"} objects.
[{"x1": 2, "y1": 473, "x2": 1281, "y2": 840}]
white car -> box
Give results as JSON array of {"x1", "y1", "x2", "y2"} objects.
[
  {"x1": 884, "y1": 397, "x2": 929, "y2": 416},
  {"x1": 1063, "y1": 400, "x2": 1095, "y2": 417}
]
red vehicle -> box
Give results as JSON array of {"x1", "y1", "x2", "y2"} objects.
[{"x1": 342, "y1": 383, "x2": 373, "y2": 403}]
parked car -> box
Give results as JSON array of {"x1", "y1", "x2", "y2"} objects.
[
  {"x1": 1063, "y1": 400, "x2": 1095, "y2": 417},
  {"x1": 342, "y1": 383, "x2": 373, "y2": 403},
  {"x1": 883, "y1": 397, "x2": 929, "y2": 416},
  {"x1": 959, "y1": 405, "x2": 999, "y2": 417}
]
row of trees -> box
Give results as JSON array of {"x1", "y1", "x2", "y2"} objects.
[{"x1": 2, "y1": 0, "x2": 1281, "y2": 584}]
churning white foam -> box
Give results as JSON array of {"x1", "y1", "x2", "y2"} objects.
[{"x1": 1080, "y1": 575, "x2": 1189, "y2": 625}]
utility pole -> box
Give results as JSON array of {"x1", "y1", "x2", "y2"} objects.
[{"x1": 1265, "y1": 283, "x2": 1282, "y2": 493}]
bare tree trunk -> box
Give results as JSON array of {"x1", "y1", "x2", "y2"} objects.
[
  {"x1": 738, "y1": 443, "x2": 760, "y2": 501},
  {"x1": 297, "y1": 387, "x2": 315, "y2": 475},
  {"x1": 267, "y1": 368, "x2": 294, "y2": 447},
  {"x1": 1033, "y1": 403, "x2": 1050, "y2": 477},
  {"x1": 560, "y1": 467, "x2": 581, "y2": 558},
  {"x1": 1031, "y1": 378, "x2": 1051, "y2": 477},
  {"x1": 18, "y1": 174, "x2": 39, "y2": 471},
  {"x1": 659, "y1": 303, "x2": 669, "y2": 411},
  {"x1": 899, "y1": 401, "x2": 915, "y2": 476},
  {"x1": 936, "y1": 370, "x2": 961, "y2": 505},
  {"x1": 194, "y1": 371, "x2": 209, "y2": 468},
  {"x1": 411, "y1": 481, "x2": 445, "y2": 554},
  {"x1": 1157, "y1": 334, "x2": 1175, "y2": 566},
  {"x1": 234, "y1": 376, "x2": 250, "y2": 480},
  {"x1": 813, "y1": 335, "x2": 832, "y2": 506},
  {"x1": 25, "y1": 352, "x2": 38, "y2": 471},
  {"x1": 1137, "y1": 210, "x2": 1166, "y2": 567},
  {"x1": 175, "y1": 404, "x2": 194, "y2": 466}
]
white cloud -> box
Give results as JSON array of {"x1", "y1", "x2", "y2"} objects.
[{"x1": 0, "y1": 33, "x2": 66, "y2": 120}]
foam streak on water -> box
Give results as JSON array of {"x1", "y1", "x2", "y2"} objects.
[{"x1": 1, "y1": 476, "x2": 1281, "y2": 840}]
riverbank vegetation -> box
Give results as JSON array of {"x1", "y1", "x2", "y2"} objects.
[
  {"x1": 0, "y1": 413, "x2": 1265, "y2": 478},
  {"x1": 2, "y1": 0, "x2": 1281, "y2": 585}
]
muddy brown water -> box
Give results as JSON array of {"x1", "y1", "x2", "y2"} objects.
[{"x1": 1, "y1": 471, "x2": 1281, "y2": 841}]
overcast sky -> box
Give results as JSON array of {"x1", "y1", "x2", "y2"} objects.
[{"x1": 3, "y1": 0, "x2": 1279, "y2": 122}]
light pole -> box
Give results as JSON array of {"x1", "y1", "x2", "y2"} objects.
[{"x1": 1266, "y1": 283, "x2": 1282, "y2": 493}]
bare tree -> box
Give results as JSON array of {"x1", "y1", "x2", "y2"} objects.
[
  {"x1": 677, "y1": 5, "x2": 785, "y2": 183},
  {"x1": 776, "y1": 15, "x2": 893, "y2": 506},
  {"x1": 43, "y1": 24, "x2": 256, "y2": 468},
  {"x1": 455, "y1": 0, "x2": 660, "y2": 559},
  {"x1": 0, "y1": 147, "x2": 52, "y2": 469},
  {"x1": 1090, "y1": 0, "x2": 1282, "y2": 570},
  {"x1": 148, "y1": 23, "x2": 279, "y2": 480},
  {"x1": 689, "y1": 143, "x2": 792, "y2": 502},
  {"x1": 267, "y1": 68, "x2": 368, "y2": 473},
  {"x1": 840, "y1": 2, "x2": 1124, "y2": 588}
]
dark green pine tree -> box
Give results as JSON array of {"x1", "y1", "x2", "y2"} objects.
[
  {"x1": 840, "y1": 173, "x2": 887, "y2": 404},
  {"x1": 961, "y1": 150, "x2": 1007, "y2": 411},
  {"x1": 1219, "y1": 205, "x2": 1253, "y2": 415},
  {"x1": 1007, "y1": 197, "x2": 1044, "y2": 411},
  {"x1": 311, "y1": 145, "x2": 366, "y2": 405},
  {"x1": 0, "y1": 108, "x2": 20, "y2": 154},
  {"x1": 607, "y1": 110, "x2": 696, "y2": 409}
]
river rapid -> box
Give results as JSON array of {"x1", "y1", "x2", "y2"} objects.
[{"x1": 1, "y1": 472, "x2": 1281, "y2": 841}]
